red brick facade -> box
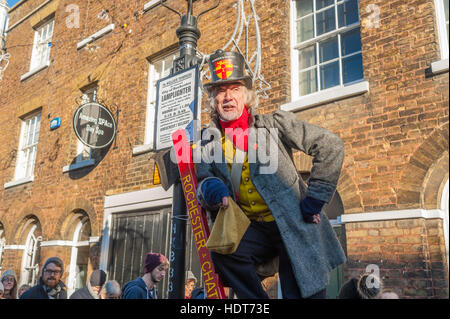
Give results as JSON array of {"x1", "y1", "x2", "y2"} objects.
[{"x1": 0, "y1": 0, "x2": 448, "y2": 299}]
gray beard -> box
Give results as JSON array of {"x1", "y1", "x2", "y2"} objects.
[{"x1": 219, "y1": 109, "x2": 243, "y2": 122}]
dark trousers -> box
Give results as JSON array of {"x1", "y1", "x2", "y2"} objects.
[{"x1": 211, "y1": 220, "x2": 326, "y2": 299}]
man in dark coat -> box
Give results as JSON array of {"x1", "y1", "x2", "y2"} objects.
[
  {"x1": 20, "y1": 257, "x2": 67, "y2": 299},
  {"x1": 195, "y1": 50, "x2": 346, "y2": 299},
  {"x1": 122, "y1": 252, "x2": 169, "y2": 299},
  {"x1": 70, "y1": 269, "x2": 107, "y2": 299}
]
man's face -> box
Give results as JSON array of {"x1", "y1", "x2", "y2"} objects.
[
  {"x1": 214, "y1": 82, "x2": 247, "y2": 121},
  {"x1": 91, "y1": 286, "x2": 101, "y2": 295},
  {"x1": 150, "y1": 264, "x2": 168, "y2": 284},
  {"x1": 42, "y1": 263, "x2": 62, "y2": 289},
  {"x1": 2, "y1": 276, "x2": 15, "y2": 290}
]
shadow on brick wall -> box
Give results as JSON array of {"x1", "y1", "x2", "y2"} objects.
[{"x1": 68, "y1": 143, "x2": 112, "y2": 180}]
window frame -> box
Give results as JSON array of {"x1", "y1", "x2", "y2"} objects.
[
  {"x1": 14, "y1": 111, "x2": 41, "y2": 182},
  {"x1": 67, "y1": 217, "x2": 91, "y2": 297},
  {"x1": 142, "y1": 51, "x2": 179, "y2": 149},
  {"x1": 434, "y1": 0, "x2": 449, "y2": 60},
  {"x1": 29, "y1": 18, "x2": 54, "y2": 72},
  {"x1": 290, "y1": 0, "x2": 364, "y2": 101},
  {"x1": 20, "y1": 222, "x2": 41, "y2": 287}
]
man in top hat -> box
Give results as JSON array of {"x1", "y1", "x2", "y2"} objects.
[
  {"x1": 195, "y1": 50, "x2": 346, "y2": 299},
  {"x1": 122, "y1": 252, "x2": 169, "y2": 299}
]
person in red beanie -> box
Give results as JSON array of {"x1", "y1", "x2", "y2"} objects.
[{"x1": 121, "y1": 252, "x2": 169, "y2": 299}]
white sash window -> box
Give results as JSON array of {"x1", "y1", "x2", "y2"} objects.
[
  {"x1": 14, "y1": 112, "x2": 41, "y2": 181},
  {"x1": 30, "y1": 18, "x2": 54, "y2": 72},
  {"x1": 291, "y1": 0, "x2": 363, "y2": 98}
]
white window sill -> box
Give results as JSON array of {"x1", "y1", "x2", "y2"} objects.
[
  {"x1": 431, "y1": 58, "x2": 449, "y2": 75},
  {"x1": 132, "y1": 144, "x2": 153, "y2": 156},
  {"x1": 63, "y1": 159, "x2": 95, "y2": 173},
  {"x1": 20, "y1": 63, "x2": 49, "y2": 81},
  {"x1": 4, "y1": 176, "x2": 34, "y2": 189},
  {"x1": 77, "y1": 24, "x2": 115, "y2": 50},
  {"x1": 143, "y1": 0, "x2": 167, "y2": 12},
  {"x1": 281, "y1": 81, "x2": 369, "y2": 112}
]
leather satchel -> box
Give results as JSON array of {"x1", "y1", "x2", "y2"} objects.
[{"x1": 206, "y1": 197, "x2": 250, "y2": 254}]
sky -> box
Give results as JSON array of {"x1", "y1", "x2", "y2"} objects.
[{"x1": 7, "y1": 0, "x2": 21, "y2": 8}]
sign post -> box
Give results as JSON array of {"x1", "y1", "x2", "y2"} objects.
[{"x1": 155, "y1": 0, "x2": 225, "y2": 299}]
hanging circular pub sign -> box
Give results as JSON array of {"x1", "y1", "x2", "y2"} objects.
[{"x1": 73, "y1": 102, "x2": 117, "y2": 149}]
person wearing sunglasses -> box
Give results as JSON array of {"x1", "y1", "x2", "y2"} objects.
[{"x1": 20, "y1": 257, "x2": 67, "y2": 299}]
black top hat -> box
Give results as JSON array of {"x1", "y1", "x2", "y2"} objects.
[{"x1": 204, "y1": 50, "x2": 252, "y2": 89}]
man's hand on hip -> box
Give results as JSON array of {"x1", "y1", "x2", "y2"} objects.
[{"x1": 300, "y1": 196, "x2": 325, "y2": 224}]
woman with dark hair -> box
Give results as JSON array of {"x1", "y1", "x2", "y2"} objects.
[{"x1": 1, "y1": 270, "x2": 18, "y2": 299}]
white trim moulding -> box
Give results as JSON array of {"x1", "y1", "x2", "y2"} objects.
[
  {"x1": 143, "y1": 0, "x2": 167, "y2": 12},
  {"x1": 431, "y1": 58, "x2": 449, "y2": 75},
  {"x1": 4, "y1": 175, "x2": 34, "y2": 189},
  {"x1": 62, "y1": 159, "x2": 95, "y2": 173},
  {"x1": 20, "y1": 62, "x2": 49, "y2": 81},
  {"x1": 40, "y1": 240, "x2": 90, "y2": 247},
  {"x1": 132, "y1": 144, "x2": 153, "y2": 156},
  {"x1": 281, "y1": 81, "x2": 369, "y2": 112},
  {"x1": 4, "y1": 245, "x2": 26, "y2": 250},
  {"x1": 77, "y1": 24, "x2": 115, "y2": 50},
  {"x1": 341, "y1": 209, "x2": 445, "y2": 223}
]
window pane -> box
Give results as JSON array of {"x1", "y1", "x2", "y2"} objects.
[
  {"x1": 338, "y1": 0, "x2": 359, "y2": 28},
  {"x1": 341, "y1": 27, "x2": 362, "y2": 56},
  {"x1": 48, "y1": 21, "x2": 54, "y2": 39},
  {"x1": 342, "y1": 53, "x2": 363, "y2": 84},
  {"x1": 27, "y1": 147, "x2": 37, "y2": 176},
  {"x1": 316, "y1": 7, "x2": 336, "y2": 36},
  {"x1": 319, "y1": 36, "x2": 338, "y2": 63},
  {"x1": 27, "y1": 118, "x2": 35, "y2": 146},
  {"x1": 298, "y1": 45, "x2": 317, "y2": 69},
  {"x1": 299, "y1": 68, "x2": 318, "y2": 96},
  {"x1": 320, "y1": 61, "x2": 340, "y2": 89},
  {"x1": 33, "y1": 116, "x2": 41, "y2": 144},
  {"x1": 316, "y1": 0, "x2": 334, "y2": 10},
  {"x1": 297, "y1": 15, "x2": 314, "y2": 43},
  {"x1": 296, "y1": 0, "x2": 313, "y2": 18}
]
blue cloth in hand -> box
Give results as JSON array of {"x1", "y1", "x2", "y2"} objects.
[
  {"x1": 300, "y1": 196, "x2": 325, "y2": 223},
  {"x1": 201, "y1": 178, "x2": 229, "y2": 208}
]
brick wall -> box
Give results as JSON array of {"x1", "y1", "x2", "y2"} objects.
[{"x1": 345, "y1": 218, "x2": 448, "y2": 298}]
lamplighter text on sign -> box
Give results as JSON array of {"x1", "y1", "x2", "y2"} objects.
[
  {"x1": 154, "y1": 65, "x2": 198, "y2": 150},
  {"x1": 73, "y1": 102, "x2": 117, "y2": 149}
]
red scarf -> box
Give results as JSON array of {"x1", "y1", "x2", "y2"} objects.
[{"x1": 219, "y1": 107, "x2": 250, "y2": 151}]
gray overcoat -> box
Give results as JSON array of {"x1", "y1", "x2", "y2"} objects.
[{"x1": 195, "y1": 108, "x2": 347, "y2": 298}]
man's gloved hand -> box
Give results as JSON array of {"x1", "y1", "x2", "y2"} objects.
[
  {"x1": 200, "y1": 178, "x2": 230, "y2": 208},
  {"x1": 300, "y1": 196, "x2": 325, "y2": 224}
]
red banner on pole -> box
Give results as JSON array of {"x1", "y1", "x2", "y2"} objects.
[{"x1": 172, "y1": 129, "x2": 226, "y2": 299}]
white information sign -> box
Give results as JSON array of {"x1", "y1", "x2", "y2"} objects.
[{"x1": 154, "y1": 65, "x2": 198, "y2": 150}]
